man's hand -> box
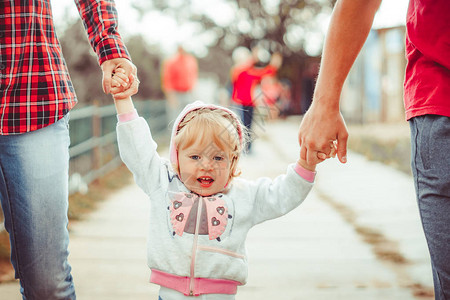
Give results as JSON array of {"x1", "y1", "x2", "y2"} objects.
[
  {"x1": 298, "y1": 101, "x2": 348, "y2": 165},
  {"x1": 110, "y1": 72, "x2": 140, "y2": 100},
  {"x1": 101, "y1": 58, "x2": 138, "y2": 99}
]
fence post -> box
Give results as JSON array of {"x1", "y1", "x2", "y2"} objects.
[{"x1": 92, "y1": 100, "x2": 102, "y2": 180}]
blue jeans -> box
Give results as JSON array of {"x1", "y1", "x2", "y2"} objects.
[
  {"x1": 231, "y1": 104, "x2": 254, "y2": 152},
  {"x1": 0, "y1": 115, "x2": 75, "y2": 299},
  {"x1": 410, "y1": 115, "x2": 450, "y2": 300}
]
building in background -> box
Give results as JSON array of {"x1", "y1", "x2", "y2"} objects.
[{"x1": 341, "y1": 26, "x2": 406, "y2": 124}]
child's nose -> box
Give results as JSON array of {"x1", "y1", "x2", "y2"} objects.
[{"x1": 201, "y1": 158, "x2": 214, "y2": 170}]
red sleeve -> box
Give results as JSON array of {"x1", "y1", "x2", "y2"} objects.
[
  {"x1": 75, "y1": 0, "x2": 131, "y2": 65},
  {"x1": 247, "y1": 65, "x2": 277, "y2": 79},
  {"x1": 230, "y1": 59, "x2": 255, "y2": 83}
]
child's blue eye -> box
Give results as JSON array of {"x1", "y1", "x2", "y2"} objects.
[
  {"x1": 213, "y1": 156, "x2": 224, "y2": 161},
  {"x1": 190, "y1": 155, "x2": 200, "y2": 160}
]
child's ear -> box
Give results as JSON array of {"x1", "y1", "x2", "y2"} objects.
[
  {"x1": 229, "y1": 156, "x2": 239, "y2": 177},
  {"x1": 172, "y1": 163, "x2": 180, "y2": 176}
]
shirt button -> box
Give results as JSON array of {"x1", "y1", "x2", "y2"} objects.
[{"x1": 0, "y1": 64, "x2": 5, "y2": 70}]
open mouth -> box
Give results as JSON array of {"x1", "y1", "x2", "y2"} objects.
[{"x1": 197, "y1": 176, "x2": 214, "y2": 188}]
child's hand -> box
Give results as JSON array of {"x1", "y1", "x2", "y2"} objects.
[
  {"x1": 297, "y1": 141, "x2": 337, "y2": 171},
  {"x1": 111, "y1": 68, "x2": 139, "y2": 99},
  {"x1": 112, "y1": 68, "x2": 129, "y2": 88},
  {"x1": 297, "y1": 157, "x2": 317, "y2": 171}
]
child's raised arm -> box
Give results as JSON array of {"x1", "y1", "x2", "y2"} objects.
[
  {"x1": 114, "y1": 96, "x2": 135, "y2": 115},
  {"x1": 111, "y1": 68, "x2": 136, "y2": 115}
]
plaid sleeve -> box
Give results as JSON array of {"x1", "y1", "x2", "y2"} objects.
[{"x1": 74, "y1": 0, "x2": 131, "y2": 65}]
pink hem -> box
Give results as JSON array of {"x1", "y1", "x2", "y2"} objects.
[
  {"x1": 150, "y1": 269, "x2": 240, "y2": 296},
  {"x1": 117, "y1": 109, "x2": 138, "y2": 123},
  {"x1": 294, "y1": 163, "x2": 316, "y2": 183}
]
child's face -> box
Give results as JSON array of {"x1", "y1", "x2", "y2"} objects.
[{"x1": 178, "y1": 139, "x2": 232, "y2": 197}]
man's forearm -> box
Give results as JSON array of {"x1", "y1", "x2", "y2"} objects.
[{"x1": 75, "y1": 0, "x2": 130, "y2": 65}]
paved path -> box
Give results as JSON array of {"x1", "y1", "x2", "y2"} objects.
[{"x1": 0, "y1": 117, "x2": 433, "y2": 299}]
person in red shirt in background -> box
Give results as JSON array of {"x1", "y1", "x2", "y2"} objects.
[
  {"x1": 260, "y1": 74, "x2": 283, "y2": 120},
  {"x1": 162, "y1": 46, "x2": 198, "y2": 123},
  {"x1": 230, "y1": 46, "x2": 282, "y2": 152},
  {"x1": 297, "y1": 0, "x2": 450, "y2": 298},
  {"x1": 277, "y1": 79, "x2": 293, "y2": 120}
]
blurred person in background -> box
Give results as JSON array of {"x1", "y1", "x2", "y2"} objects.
[
  {"x1": 0, "y1": 1, "x2": 137, "y2": 299},
  {"x1": 230, "y1": 45, "x2": 282, "y2": 153},
  {"x1": 300, "y1": 62, "x2": 319, "y2": 114},
  {"x1": 298, "y1": 0, "x2": 450, "y2": 298},
  {"x1": 278, "y1": 79, "x2": 293, "y2": 119},
  {"x1": 162, "y1": 46, "x2": 199, "y2": 124},
  {"x1": 260, "y1": 74, "x2": 283, "y2": 121}
]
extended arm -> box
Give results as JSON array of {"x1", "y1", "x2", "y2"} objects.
[
  {"x1": 250, "y1": 164, "x2": 314, "y2": 225},
  {"x1": 113, "y1": 94, "x2": 163, "y2": 195},
  {"x1": 74, "y1": 0, "x2": 138, "y2": 98},
  {"x1": 298, "y1": 0, "x2": 382, "y2": 165}
]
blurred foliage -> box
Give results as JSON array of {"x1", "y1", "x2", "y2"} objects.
[
  {"x1": 126, "y1": 35, "x2": 165, "y2": 100},
  {"x1": 59, "y1": 0, "x2": 337, "y2": 111},
  {"x1": 60, "y1": 20, "x2": 106, "y2": 106},
  {"x1": 60, "y1": 20, "x2": 164, "y2": 105},
  {"x1": 132, "y1": 0, "x2": 336, "y2": 113}
]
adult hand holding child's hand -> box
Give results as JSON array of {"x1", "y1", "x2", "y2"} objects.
[{"x1": 110, "y1": 68, "x2": 140, "y2": 99}]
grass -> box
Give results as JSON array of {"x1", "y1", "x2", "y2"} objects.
[
  {"x1": 67, "y1": 164, "x2": 133, "y2": 221},
  {"x1": 347, "y1": 122, "x2": 412, "y2": 175}
]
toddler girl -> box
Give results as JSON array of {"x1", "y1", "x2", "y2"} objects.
[{"x1": 111, "y1": 72, "x2": 327, "y2": 299}]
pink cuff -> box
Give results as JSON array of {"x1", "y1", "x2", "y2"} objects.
[
  {"x1": 117, "y1": 109, "x2": 139, "y2": 123},
  {"x1": 294, "y1": 163, "x2": 316, "y2": 183}
]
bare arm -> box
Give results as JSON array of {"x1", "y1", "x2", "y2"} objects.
[
  {"x1": 298, "y1": 0, "x2": 382, "y2": 165},
  {"x1": 114, "y1": 96, "x2": 135, "y2": 115}
]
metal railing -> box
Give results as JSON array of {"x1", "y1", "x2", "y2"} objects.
[
  {"x1": 68, "y1": 99, "x2": 168, "y2": 194},
  {"x1": 0, "y1": 99, "x2": 169, "y2": 232}
]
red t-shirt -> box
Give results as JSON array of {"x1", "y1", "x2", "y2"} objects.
[
  {"x1": 404, "y1": 0, "x2": 450, "y2": 120},
  {"x1": 162, "y1": 52, "x2": 198, "y2": 92},
  {"x1": 231, "y1": 61, "x2": 277, "y2": 107}
]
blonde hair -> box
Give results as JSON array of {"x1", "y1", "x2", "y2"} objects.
[{"x1": 173, "y1": 107, "x2": 245, "y2": 181}]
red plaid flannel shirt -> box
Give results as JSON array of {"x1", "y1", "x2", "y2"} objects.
[{"x1": 0, "y1": 0, "x2": 130, "y2": 135}]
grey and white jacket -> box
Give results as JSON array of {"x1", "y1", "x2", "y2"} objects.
[{"x1": 116, "y1": 103, "x2": 314, "y2": 296}]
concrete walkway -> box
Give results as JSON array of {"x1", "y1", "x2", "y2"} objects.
[{"x1": 0, "y1": 117, "x2": 433, "y2": 299}]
